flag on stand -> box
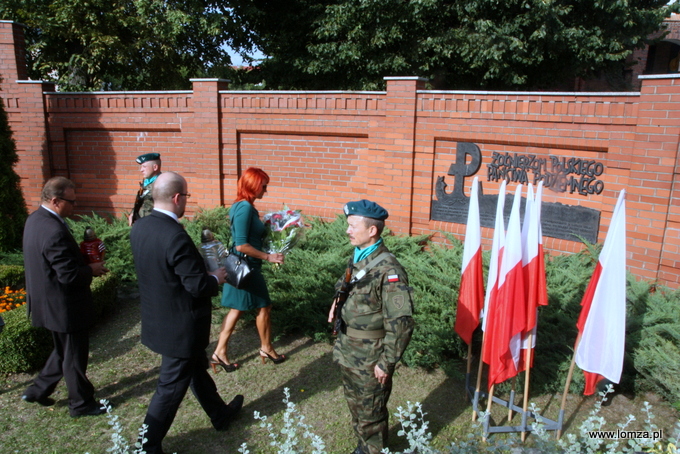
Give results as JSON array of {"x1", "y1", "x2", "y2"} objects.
[
  {"x1": 481, "y1": 180, "x2": 507, "y2": 334},
  {"x1": 454, "y1": 177, "x2": 485, "y2": 345},
  {"x1": 519, "y1": 182, "x2": 548, "y2": 366},
  {"x1": 575, "y1": 190, "x2": 627, "y2": 395},
  {"x1": 484, "y1": 184, "x2": 526, "y2": 388}
]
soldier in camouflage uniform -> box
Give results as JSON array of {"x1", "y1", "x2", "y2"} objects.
[
  {"x1": 128, "y1": 153, "x2": 162, "y2": 226},
  {"x1": 328, "y1": 199, "x2": 415, "y2": 454}
]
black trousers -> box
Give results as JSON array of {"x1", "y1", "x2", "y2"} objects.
[
  {"x1": 142, "y1": 353, "x2": 228, "y2": 454},
  {"x1": 24, "y1": 330, "x2": 95, "y2": 413}
]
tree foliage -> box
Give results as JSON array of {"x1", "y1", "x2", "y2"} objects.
[
  {"x1": 0, "y1": 91, "x2": 27, "y2": 252},
  {"x1": 240, "y1": 0, "x2": 673, "y2": 90},
  {"x1": 1, "y1": 0, "x2": 675, "y2": 91},
  {"x1": 0, "y1": 0, "x2": 255, "y2": 90}
]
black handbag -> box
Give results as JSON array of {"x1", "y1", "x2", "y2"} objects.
[{"x1": 224, "y1": 248, "x2": 252, "y2": 289}]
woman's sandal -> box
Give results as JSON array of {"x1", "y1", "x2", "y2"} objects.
[
  {"x1": 259, "y1": 349, "x2": 286, "y2": 365},
  {"x1": 211, "y1": 354, "x2": 240, "y2": 373}
]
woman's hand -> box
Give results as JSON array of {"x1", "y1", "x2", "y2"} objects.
[
  {"x1": 235, "y1": 244, "x2": 285, "y2": 264},
  {"x1": 267, "y1": 253, "x2": 285, "y2": 264}
]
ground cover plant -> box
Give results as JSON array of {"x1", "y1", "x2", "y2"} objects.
[{"x1": 0, "y1": 207, "x2": 678, "y2": 453}]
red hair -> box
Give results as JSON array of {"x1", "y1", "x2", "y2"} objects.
[{"x1": 235, "y1": 167, "x2": 270, "y2": 204}]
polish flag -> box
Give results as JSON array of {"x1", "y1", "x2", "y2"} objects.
[
  {"x1": 519, "y1": 182, "x2": 548, "y2": 363},
  {"x1": 484, "y1": 184, "x2": 526, "y2": 388},
  {"x1": 575, "y1": 190, "x2": 627, "y2": 395},
  {"x1": 481, "y1": 180, "x2": 507, "y2": 334},
  {"x1": 454, "y1": 177, "x2": 485, "y2": 345}
]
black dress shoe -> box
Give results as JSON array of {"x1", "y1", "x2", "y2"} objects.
[
  {"x1": 22, "y1": 394, "x2": 56, "y2": 407},
  {"x1": 350, "y1": 444, "x2": 367, "y2": 454},
  {"x1": 215, "y1": 394, "x2": 244, "y2": 431},
  {"x1": 227, "y1": 394, "x2": 244, "y2": 414},
  {"x1": 70, "y1": 402, "x2": 107, "y2": 417}
]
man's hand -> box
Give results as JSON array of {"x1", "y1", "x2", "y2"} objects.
[
  {"x1": 210, "y1": 267, "x2": 227, "y2": 285},
  {"x1": 127, "y1": 212, "x2": 134, "y2": 227},
  {"x1": 374, "y1": 365, "x2": 390, "y2": 385},
  {"x1": 89, "y1": 261, "x2": 109, "y2": 277},
  {"x1": 327, "y1": 299, "x2": 337, "y2": 323}
]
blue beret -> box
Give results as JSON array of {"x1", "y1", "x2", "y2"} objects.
[
  {"x1": 136, "y1": 153, "x2": 161, "y2": 164},
  {"x1": 343, "y1": 199, "x2": 389, "y2": 221}
]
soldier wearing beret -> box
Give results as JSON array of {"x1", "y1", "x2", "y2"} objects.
[
  {"x1": 328, "y1": 199, "x2": 415, "y2": 454},
  {"x1": 128, "y1": 153, "x2": 162, "y2": 226}
]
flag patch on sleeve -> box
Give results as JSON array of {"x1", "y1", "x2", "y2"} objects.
[{"x1": 388, "y1": 274, "x2": 400, "y2": 282}]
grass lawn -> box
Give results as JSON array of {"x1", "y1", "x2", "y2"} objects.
[{"x1": 0, "y1": 284, "x2": 678, "y2": 454}]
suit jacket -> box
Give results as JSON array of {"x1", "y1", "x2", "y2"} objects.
[
  {"x1": 130, "y1": 210, "x2": 219, "y2": 358},
  {"x1": 23, "y1": 206, "x2": 94, "y2": 333}
]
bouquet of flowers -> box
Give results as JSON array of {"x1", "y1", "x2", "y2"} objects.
[{"x1": 263, "y1": 207, "x2": 307, "y2": 256}]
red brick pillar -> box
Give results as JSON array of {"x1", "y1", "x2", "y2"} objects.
[
  {"x1": 1, "y1": 21, "x2": 55, "y2": 209},
  {"x1": 365, "y1": 76, "x2": 427, "y2": 235},
  {"x1": 0, "y1": 20, "x2": 27, "y2": 82},
  {"x1": 186, "y1": 78, "x2": 230, "y2": 212},
  {"x1": 636, "y1": 74, "x2": 680, "y2": 285}
]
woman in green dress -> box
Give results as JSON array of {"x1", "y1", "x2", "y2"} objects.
[{"x1": 211, "y1": 167, "x2": 286, "y2": 372}]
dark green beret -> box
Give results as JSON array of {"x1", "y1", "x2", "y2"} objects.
[
  {"x1": 136, "y1": 153, "x2": 161, "y2": 164},
  {"x1": 343, "y1": 199, "x2": 389, "y2": 220}
]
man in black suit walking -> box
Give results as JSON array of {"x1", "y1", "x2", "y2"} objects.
[
  {"x1": 130, "y1": 171, "x2": 243, "y2": 454},
  {"x1": 22, "y1": 176, "x2": 109, "y2": 416}
]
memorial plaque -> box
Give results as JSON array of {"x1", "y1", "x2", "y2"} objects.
[{"x1": 431, "y1": 142, "x2": 602, "y2": 244}]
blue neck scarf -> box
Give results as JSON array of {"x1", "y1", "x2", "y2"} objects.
[
  {"x1": 143, "y1": 174, "x2": 159, "y2": 187},
  {"x1": 354, "y1": 238, "x2": 383, "y2": 263}
]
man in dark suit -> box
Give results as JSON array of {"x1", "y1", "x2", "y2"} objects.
[
  {"x1": 22, "y1": 176, "x2": 109, "y2": 416},
  {"x1": 130, "y1": 171, "x2": 243, "y2": 454}
]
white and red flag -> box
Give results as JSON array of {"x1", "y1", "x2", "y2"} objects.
[
  {"x1": 481, "y1": 180, "x2": 507, "y2": 334},
  {"x1": 575, "y1": 190, "x2": 627, "y2": 395},
  {"x1": 519, "y1": 182, "x2": 548, "y2": 366},
  {"x1": 484, "y1": 184, "x2": 526, "y2": 388},
  {"x1": 455, "y1": 177, "x2": 485, "y2": 345}
]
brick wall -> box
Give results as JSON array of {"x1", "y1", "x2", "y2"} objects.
[{"x1": 2, "y1": 21, "x2": 680, "y2": 287}]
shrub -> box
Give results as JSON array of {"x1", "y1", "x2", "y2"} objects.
[
  {"x1": 0, "y1": 268, "x2": 119, "y2": 374},
  {"x1": 0, "y1": 305, "x2": 52, "y2": 374},
  {"x1": 0, "y1": 251, "x2": 24, "y2": 266},
  {"x1": 628, "y1": 280, "x2": 680, "y2": 409},
  {"x1": 68, "y1": 213, "x2": 135, "y2": 282},
  {"x1": 91, "y1": 272, "x2": 121, "y2": 320},
  {"x1": 0, "y1": 264, "x2": 25, "y2": 288},
  {"x1": 0, "y1": 93, "x2": 28, "y2": 253}
]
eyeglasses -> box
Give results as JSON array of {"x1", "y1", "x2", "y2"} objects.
[
  {"x1": 58, "y1": 197, "x2": 76, "y2": 205},
  {"x1": 178, "y1": 193, "x2": 191, "y2": 198}
]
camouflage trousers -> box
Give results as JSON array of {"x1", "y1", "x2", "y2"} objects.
[{"x1": 340, "y1": 364, "x2": 393, "y2": 454}]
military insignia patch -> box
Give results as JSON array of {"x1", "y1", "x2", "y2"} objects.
[
  {"x1": 392, "y1": 294, "x2": 404, "y2": 309},
  {"x1": 388, "y1": 274, "x2": 399, "y2": 282}
]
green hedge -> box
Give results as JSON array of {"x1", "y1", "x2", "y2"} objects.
[
  {"x1": 0, "y1": 264, "x2": 25, "y2": 289},
  {"x1": 0, "y1": 270, "x2": 119, "y2": 375},
  {"x1": 0, "y1": 305, "x2": 52, "y2": 374}
]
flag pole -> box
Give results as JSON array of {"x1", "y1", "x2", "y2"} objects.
[
  {"x1": 466, "y1": 342, "x2": 473, "y2": 402},
  {"x1": 557, "y1": 333, "x2": 582, "y2": 440},
  {"x1": 483, "y1": 384, "x2": 495, "y2": 442},
  {"x1": 472, "y1": 330, "x2": 487, "y2": 422},
  {"x1": 521, "y1": 333, "x2": 534, "y2": 442},
  {"x1": 508, "y1": 376, "x2": 516, "y2": 421}
]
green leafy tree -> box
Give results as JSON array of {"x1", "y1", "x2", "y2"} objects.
[
  {"x1": 239, "y1": 0, "x2": 674, "y2": 90},
  {"x1": 0, "y1": 0, "x2": 255, "y2": 90},
  {"x1": 0, "y1": 87, "x2": 28, "y2": 252}
]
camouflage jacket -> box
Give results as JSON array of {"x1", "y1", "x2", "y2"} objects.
[
  {"x1": 333, "y1": 242, "x2": 415, "y2": 375},
  {"x1": 133, "y1": 179, "x2": 156, "y2": 221}
]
